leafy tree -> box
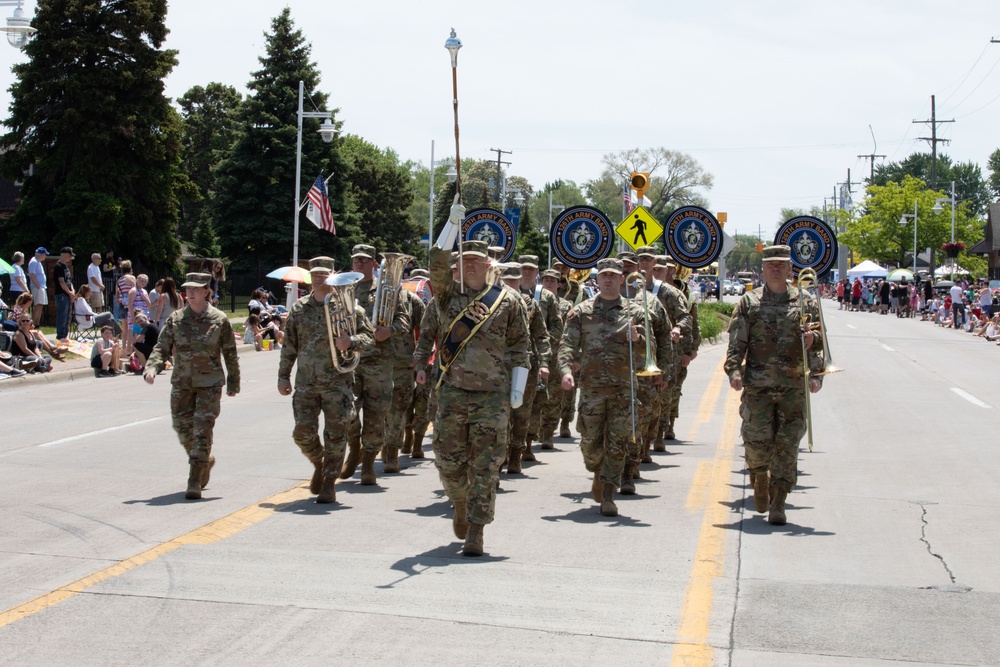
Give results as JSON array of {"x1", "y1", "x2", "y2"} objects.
[
  {"x1": 177, "y1": 83, "x2": 242, "y2": 243},
  {"x1": 527, "y1": 179, "x2": 587, "y2": 235},
  {"x1": 431, "y1": 159, "x2": 529, "y2": 241},
  {"x1": 514, "y1": 206, "x2": 548, "y2": 261},
  {"x1": 840, "y1": 176, "x2": 980, "y2": 268},
  {"x1": 870, "y1": 152, "x2": 991, "y2": 219},
  {"x1": 0, "y1": 0, "x2": 189, "y2": 275},
  {"x1": 593, "y1": 147, "x2": 713, "y2": 221},
  {"x1": 210, "y1": 8, "x2": 358, "y2": 271},
  {"x1": 725, "y1": 234, "x2": 765, "y2": 274},
  {"x1": 340, "y1": 134, "x2": 417, "y2": 257},
  {"x1": 987, "y1": 148, "x2": 1000, "y2": 202}
]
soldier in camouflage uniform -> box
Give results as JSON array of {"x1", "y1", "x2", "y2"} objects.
[
  {"x1": 402, "y1": 268, "x2": 432, "y2": 459},
  {"x1": 500, "y1": 263, "x2": 550, "y2": 474},
  {"x1": 531, "y1": 269, "x2": 572, "y2": 450},
  {"x1": 415, "y1": 240, "x2": 529, "y2": 556},
  {"x1": 278, "y1": 258, "x2": 375, "y2": 504},
  {"x1": 553, "y1": 260, "x2": 580, "y2": 436},
  {"x1": 144, "y1": 272, "x2": 240, "y2": 500},
  {"x1": 341, "y1": 244, "x2": 410, "y2": 485},
  {"x1": 559, "y1": 258, "x2": 672, "y2": 516},
  {"x1": 388, "y1": 285, "x2": 425, "y2": 463},
  {"x1": 726, "y1": 245, "x2": 823, "y2": 525}
]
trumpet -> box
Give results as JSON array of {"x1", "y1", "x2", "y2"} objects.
[
  {"x1": 372, "y1": 252, "x2": 414, "y2": 328},
  {"x1": 626, "y1": 271, "x2": 663, "y2": 377},
  {"x1": 324, "y1": 271, "x2": 364, "y2": 373}
]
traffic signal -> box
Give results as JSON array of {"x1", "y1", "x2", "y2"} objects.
[
  {"x1": 717, "y1": 212, "x2": 727, "y2": 227},
  {"x1": 755, "y1": 242, "x2": 764, "y2": 253},
  {"x1": 630, "y1": 172, "x2": 650, "y2": 201}
]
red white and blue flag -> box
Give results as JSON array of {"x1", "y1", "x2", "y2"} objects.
[
  {"x1": 623, "y1": 181, "x2": 633, "y2": 215},
  {"x1": 306, "y1": 173, "x2": 335, "y2": 234}
]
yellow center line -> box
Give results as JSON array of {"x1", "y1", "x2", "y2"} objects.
[
  {"x1": 671, "y1": 381, "x2": 742, "y2": 666},
  {"x1": 0, "y1": 483, "x2": 312, "y2": 628},
  {"x1": 686, "y1": 356, "x2": 726, "y2": 444}
]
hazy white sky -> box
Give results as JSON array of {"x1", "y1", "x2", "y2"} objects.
[{"x1": 5, "y1": 1, "x2": 1000, "y2": 239}]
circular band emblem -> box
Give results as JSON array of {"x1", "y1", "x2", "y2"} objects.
[
  {"x1": 664, "y1": 206, "x2": 722, "y2": 269},
  {"x1": 774, "y1": 216, "x2": 838, "y2": 277},
  {"x1": 462, "y1": 208, "x2": 517, "y2": 262},
  {"x1": 549, "y1": 206, "x2": 614, "y2": 269}
]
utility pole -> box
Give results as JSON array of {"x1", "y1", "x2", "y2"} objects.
[
  {"x1": 488, "y1": 147, "x2": 512, "y2": 202},
  {"x1": 857, "y1": 125, "x2": 885, "y2": 184},
  {"x1": 913, "y1": 95, "x2": 954, "y2": 190}
]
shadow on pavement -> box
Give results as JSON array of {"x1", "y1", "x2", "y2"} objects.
[
  {"x1": 377, "y1": 544, "x2": 511, "y2": 589},
  {"x1": 263, "y1": 497, "x2": 353, "y2": 514},
  {"x1": 542, "y1": 497, "x2": 652, "y2": 527},
  {"x1": 395, "y1": 498, "x2": 452, "y2": 519},
  {"x1": 123, "y1": 493, "x2": 220, "y2": 506}
]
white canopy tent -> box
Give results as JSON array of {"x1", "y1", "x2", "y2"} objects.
[
  {"x1": 847, "y1": 260, "x2": 888, "y2": 280},
  {"x1": 934, "y1": 264, "x2": 970, "y2": 277}
]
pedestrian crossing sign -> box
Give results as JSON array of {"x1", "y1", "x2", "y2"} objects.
[{"x1": 616, "y1": 206, "x2": 663, "y2": 251}]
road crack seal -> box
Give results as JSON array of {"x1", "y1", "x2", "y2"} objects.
[{"x1": 910, "y1": 500, "x2": 958, "y2": 586}]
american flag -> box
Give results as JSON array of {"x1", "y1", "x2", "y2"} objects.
[
  {"x1": 306, "y1": 173, "x2": 335, "y2": 234},
  {"x1": 623, "y1": 180, "x2": 633, "y2": 214}
]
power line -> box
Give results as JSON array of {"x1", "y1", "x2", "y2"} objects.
[{"x1": 912, "y1": 95, "x2": 954, "y2": 190}]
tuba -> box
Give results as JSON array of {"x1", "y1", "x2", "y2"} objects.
[
  {"x1": 324, "y1": 271, "x2": 364, "y2": 373},
  {"x1": 372, "y1": 252, "x2": 414, "y2": 328}
]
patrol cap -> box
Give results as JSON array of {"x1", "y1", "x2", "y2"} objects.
[
  {"x1": 518, "y1": 255, "x2": 539, "y2": 268},
  {"x1": 661, "y1": 254, "x2": 677, "y2": 268},
  {"x1": 596, "y1": 258, "x2": 623, "y2": 275},
  {"x1": 500, "y1": 263, "x2": 522, "y2": 280},
  {"x1": 409, "y1": 268, "x2": 430, "y2": 279},
  {"x1": 487, "y1": 245, "x2": 506, "y2": 260},
  {"x1": 181, "y1": 272, "x2": 212, "y2": 288},
  {"x1": 636, "y1": 246, "x2": 658, "y2": 258},
  {"x1": 449, "y1": 252, "x2": 459, "y2": 267},
  {"x1": 553, "y1": 260, "x2": 567, "y2": 271},
  {"x1": 351, "y1": 244, "x2": 376, "y2": 259},
  {"x1": 541, "y1": 269, "x2": 561, "y2": 280},
  {"x1": 761, "y1": 245, "x2": 792, "y2": 262},
  {"x1": 308, "y1": 256, "x2": 336, "y2": 273},
  {"x1": 461, "y1": 240, "x2": 489, "y2": 258},
  {"x1": 616, "y1": 251, "x2": 638, "y2": 265}
]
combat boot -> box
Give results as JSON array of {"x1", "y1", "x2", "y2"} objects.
[
  {"x1": 360, "y1": 451, "x2": 378, "y2": 485},
  {"x1": 540, "y1": 426, "x2": 555, "y2": 450},
  {"x1": 383, "y1": 446, "x2": 400, "y2": 474},
  {"x1": 199, "y1": 455, "x2": 216, "y2": 490},
  {"x1": 453, "y1": 499, "x2": 468, "y2": 539},
  {"x1": 768, "y1": 484, "x2": 787, "y2": 525},
  {"x1": 630, "y1": 460, "x2": 641, "y2": 480},
  {"x1": 591, "y1": 472, "x2": 602, "y2": 503},
  {"x1": 751, "y1": 471, "x2": 769, "y2": 513},
  {"x1": 641, "y1": 440, "x2": 653, "y2": 464},
  {"x1": 559, "y1": 419, "x2": 572, "y2": 438},
  {"x1": 307, "y1": 452, "x2": 324, "y2": 494},
  {"x1": 521, "y1": 442, "x2": 537, "y2": 462},
  {"x1": 600, "y1": 483, "x2": 618, "y2": 517},
  {"x1": 185, "y1": 463, "x2": 205, "y2": 500},
  {"x1": 506, "y1": 447, "x2": 522, "y2": 474},
  {"x1": 410, "y1": 426, "x2": 427, "y2": 459},
  {"x1": 401, "y1": 428, "x2": 413, "y2": 455},
  {"x1": 340, "y1": 438, "x2": 361, "y2": 479},
  {"x1": 316, "y1": 459, "x2": 339, "y2": 504},
  {"x1": 463, "y1": 522, "x2": 484, "y2": 556},
  {"x1": 665, "y1": 418, "x2": 676, "y2": 440},
  {"x1": 620, "y1": 469, "x2": 636, "y2": 495}
]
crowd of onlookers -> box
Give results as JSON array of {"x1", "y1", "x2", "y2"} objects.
[
  {"x1": 0, "y1": 249, "x2": 231, "y2": 381},
  {"x1": 832, "y1": 275, "x2": 1000, "y2": 343}
]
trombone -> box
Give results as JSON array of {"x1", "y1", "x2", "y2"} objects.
[
  {"x1": 623, "y1": 272, "x2": 664, "y2": 451},
  {"x1": 796, "y1": 268, "x2": 843, "y2": 451}
]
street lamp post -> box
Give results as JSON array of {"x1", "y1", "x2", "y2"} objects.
[
  {"x1": 898, "y1": 200, "x2": 917, "y2": 275},
  {"x1": 933, "y1": 181, "x2": 957, "y2": 281},
  {"x1": 288, "y1": 80, "x2": 336, "y2": 309},
  {"x1": 427, "y1": 139, "x2": 456, "y2": 264},
  {"x1": 0, "y1": 0, "x2": 35, "y2": 49},
  {"x1": 547, "y1": 192, "x2": 564, "y2": 268}
]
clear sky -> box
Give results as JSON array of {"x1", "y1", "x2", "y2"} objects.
[{"x1": 4, "y1": 1, "x2": 999, "y2": 240}]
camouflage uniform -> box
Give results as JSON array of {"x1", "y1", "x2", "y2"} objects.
[
  {"x1": 146, "y1": 298, "x2": 240, "y2": 481},
  {"x1": 506, "y1": 282, "x2": 551, "y2": 468},
  {"x1": 558, "y1": 275, "x2": 672, "y2": 493},
  {"x1": 519, "y1": 275, "x2": 562, "y2": 452},
  {"x1": 279, "y1": 285, "x2": 375, "y2": 493},
  {"x1": 389, "y1": 287, "x2": 424, "y2": 457},
  {"x1": 533, "y1": 291, "x2": 572, "y2": 447},
  {"x1": 413, "y1": 245, "x2": 529, "y2": 530},
  {"x1": 555, "y1": 273, "x2": 581, "y2": 433},
  {"x1": 725, "y1": 283, "x2": 823, "y2": 495}
]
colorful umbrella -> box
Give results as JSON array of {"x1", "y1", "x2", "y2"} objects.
[
  {"x1": 266, "y1": 266, "x2": 311, "y2": 284},
  {"x1": 886, "y1": 268, "x2": 913, "y2": 283},
  {"x1": 0, "y1": 258, "x2": 14, "y2": 275}
]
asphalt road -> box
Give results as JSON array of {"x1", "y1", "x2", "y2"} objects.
[{"x1": 1, "y1": 301, "x2": 998, "y2": 666}]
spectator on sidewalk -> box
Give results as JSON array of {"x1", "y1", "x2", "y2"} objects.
[
  {"x1": 950, "y1": 283, "x2": 965, "y2": 329},
  {"x1": 9, "y1": 252, "x2": 28, "y2": 302},
  {"x1": 52, "y1": 247, "x2": 76, "y2": 344},
  {"x1": 151, "y1": 277, "x2": 183, "y2": 328},
  {"x1": 115, "y1": 260, "x2": 136, "y2": 343},
  {"x1": 74, "y1": 285, "x2": 121, "y2": 336},
  {"x1": 130, "y1": 309, "x2": 159, "y2": 371},
  {"x1": 87, "y1": 253, "x2": 105, "y2": 311},
  {"x1": 27, "y1": 247, "x2": 48, "y2": 327},
  {"x1": 12, "y1": 315, "x2": 53, "y2": 372},
  {"x1": 91, "y1": 325, "x2": 122, "y2": 377}
]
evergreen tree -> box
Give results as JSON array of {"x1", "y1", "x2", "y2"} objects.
[
  {"x1": 210, "y1": 8, "x2": 357, "y2": 271},
  {"x1": 514, "y1": 207, "x2": 548, "y2": 263},
  {"x1": 177, "y1": 83, "x2": 242, "y2": 243},
  {"x1": 0, "y1": 0, "x2": 188, "y2": 275}
]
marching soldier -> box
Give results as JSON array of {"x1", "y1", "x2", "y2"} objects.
[
  {"x1": 143, "y1": 272, "x2": 240, "y2": 500},
  {"x1": 726, "y1": 245, "x2": 823, "y2": 525},
  {"x1": 530, "y1": 268, "x2": 572, "y2": 450},
  {"x1": 403, "y1": 268, "x2": 432, "y2": 459},
  {"x1": 415, "y1": 239, "x2": 529, "y2": 556},
  {"x1": 388, "y1": 283, "x2": 425, "y2": 464},
  {"x1": 518, "y1": 255, "x2": 563, "y2": 456},
  {"x1": 341, "y1": 244, "x2": 410, "y2": 485},
  {"x1": 663, "y1": 255, "x2": 699, "y2": 442},
  {"x1": 278, "y1": 258, "x2": 375, "y2": 503},
  {"x1": 559, "y1": 258, "x2": 672, "y2": 516},
  {"x1": 500, "y1": 263, "x2": 550, "y2": 474}
]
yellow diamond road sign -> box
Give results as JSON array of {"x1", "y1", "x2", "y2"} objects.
[{"x1": 616, "y1": 206, "x2": 663, "y2": 251}]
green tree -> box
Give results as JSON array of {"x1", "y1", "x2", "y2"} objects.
[
  {"x1": 514, "y1": 206, "x2": 548, "y2": 261},
  {"x1": 870, "y1": 152, "x2": 992, "y2": 218},
  {"x1": 0, "y1": 0, "x2": 189, "y2": 275},
  {"x1": 594, "y1": 147, "x2": 713, "y2": 220},
  {"x1": 340, "y1": 134, "x2": 417, "y2": 257},
  {"x1": 210, "y1": 8, "x2": 358, "y2": 271},
  {"x1": 986, "y1": 148, "x2": 1000, "y2": 202},
  {"x1": 726, "y1": 234, "x2": 765, "y2": 274},
  {"x1": 177, "y1": 83, "x2": 243, "y2": 243},
  {"x1": 841, "y1": 176, "x2": 980, "y2": 268},
  {"x1": 431, "y1": 159, "x2": 530, "y2": 241},
  {"x1": 527, "y1": 179, "x2": 587, "y2": 235}
]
